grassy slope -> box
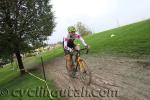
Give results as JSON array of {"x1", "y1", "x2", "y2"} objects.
[
  {"x1": 0, "y1": 47, "x2": 63, "y2": 100},
  {"x1": 85, "y1": 19, "x2": 150, "y2": 57},
  {"x1": 0, "y1": 70, "x2": 58, "y2": 100}
]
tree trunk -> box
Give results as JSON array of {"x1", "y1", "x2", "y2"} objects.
[{"x1": 15, "y1": 50, "x2": 26, "y2": 75}]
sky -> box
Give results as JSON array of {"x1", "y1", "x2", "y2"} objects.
[{"x1": 47, "y1": 0, "x2": 150, "y2": 44}]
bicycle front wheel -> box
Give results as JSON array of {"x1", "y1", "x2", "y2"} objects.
[{"x1": 79, "y1": 59, "x2": 92, "y2": 85}]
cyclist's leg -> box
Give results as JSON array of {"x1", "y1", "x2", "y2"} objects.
[
  {"x1": 65, "y1": 54, "x2": 73, "y2": 76},
  {"x1": 65, "y1": 43, "x2": 75, "y2": 77}
]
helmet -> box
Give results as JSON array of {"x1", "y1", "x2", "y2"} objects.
[{"x1": 67, "y1": 26, "x2": 76, "y2": 33}]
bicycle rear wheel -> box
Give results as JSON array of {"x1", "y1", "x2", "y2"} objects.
[{"x1": 79, "y1": 59, "x2": 91, "y2": 85}]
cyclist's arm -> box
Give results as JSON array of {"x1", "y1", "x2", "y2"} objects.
[{"x1": 76, "y1": 34, "x2": 87, "y2": 46}]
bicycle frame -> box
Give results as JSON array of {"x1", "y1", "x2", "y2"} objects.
[
  {"x1": 72, "y1": 48, "x2": 88, "y2": 72},
  {"x1": 71, "y1": 47, "x2": 91, "y2": 85}
]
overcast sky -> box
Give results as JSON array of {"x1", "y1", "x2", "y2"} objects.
[{"x1": 47, "y1": 0, "x2": 150, "y2": 44}]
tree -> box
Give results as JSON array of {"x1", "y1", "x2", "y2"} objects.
[
  {"x1": 75, "y1": 22, "x2": 92, "y2": 37},
  {"x1": 0, "y1": 0, "x2": 55, "y2": 75}
]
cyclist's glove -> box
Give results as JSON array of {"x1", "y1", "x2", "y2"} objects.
[{"x1": 85, "y1": 45, "x2": 89, "y2": 49}]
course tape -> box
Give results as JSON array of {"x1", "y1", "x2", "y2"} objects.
[{"x1": 15, "y1": 68, "x2": 54, "y2": 100}]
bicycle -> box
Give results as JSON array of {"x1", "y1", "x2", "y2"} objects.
[{"x1": 71, "y1": 45, "x2": 92, "y2": 85}]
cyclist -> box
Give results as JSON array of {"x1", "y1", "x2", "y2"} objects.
[{"x1": 63, "y1": 26, "x2": 88, "y2": 78}]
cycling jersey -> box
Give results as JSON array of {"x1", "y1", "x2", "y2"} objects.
[{"x1": 63, "y1": 33, "x2": 87, "y2": 51}]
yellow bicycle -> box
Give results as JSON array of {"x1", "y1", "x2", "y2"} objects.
[{"x1": 71, "y1": 46, "x2": 92, "y2": 85}]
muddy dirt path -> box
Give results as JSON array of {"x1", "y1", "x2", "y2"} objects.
[{"x1": 44, "y1": 55, "x2": 150, "y2": 100}]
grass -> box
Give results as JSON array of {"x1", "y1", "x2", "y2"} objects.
[
  {"x1": 23, "y1": 47, "x2": 63, "y2": 69},
  {"x1": 0, "y1": 70, "x2": 59, "y2": 100},
  {"x1": 0, "y1": 65, "x2": 19, "y2": 86},
  {"x1": 0, "y1": 47, "x2": 63, "y2": 100},
  {"x1": 85, "y1": 19, "x2": 150, "y2": 57}
]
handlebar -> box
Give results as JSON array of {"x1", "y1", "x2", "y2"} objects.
[
  {"x1": 80, "y1": 48, "x2": 89, "y2": 54},
  {"x1": 74, "y1": 47, "x2": 89, "y2": 54}
]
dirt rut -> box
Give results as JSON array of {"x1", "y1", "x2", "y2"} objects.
[{"x1": 43, "y1": 56, "x2": 150, "y2": 100}]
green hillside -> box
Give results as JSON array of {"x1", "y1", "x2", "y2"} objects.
[{"x1": 85, "y1": 19, "x2": 150, "y2": 57}]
